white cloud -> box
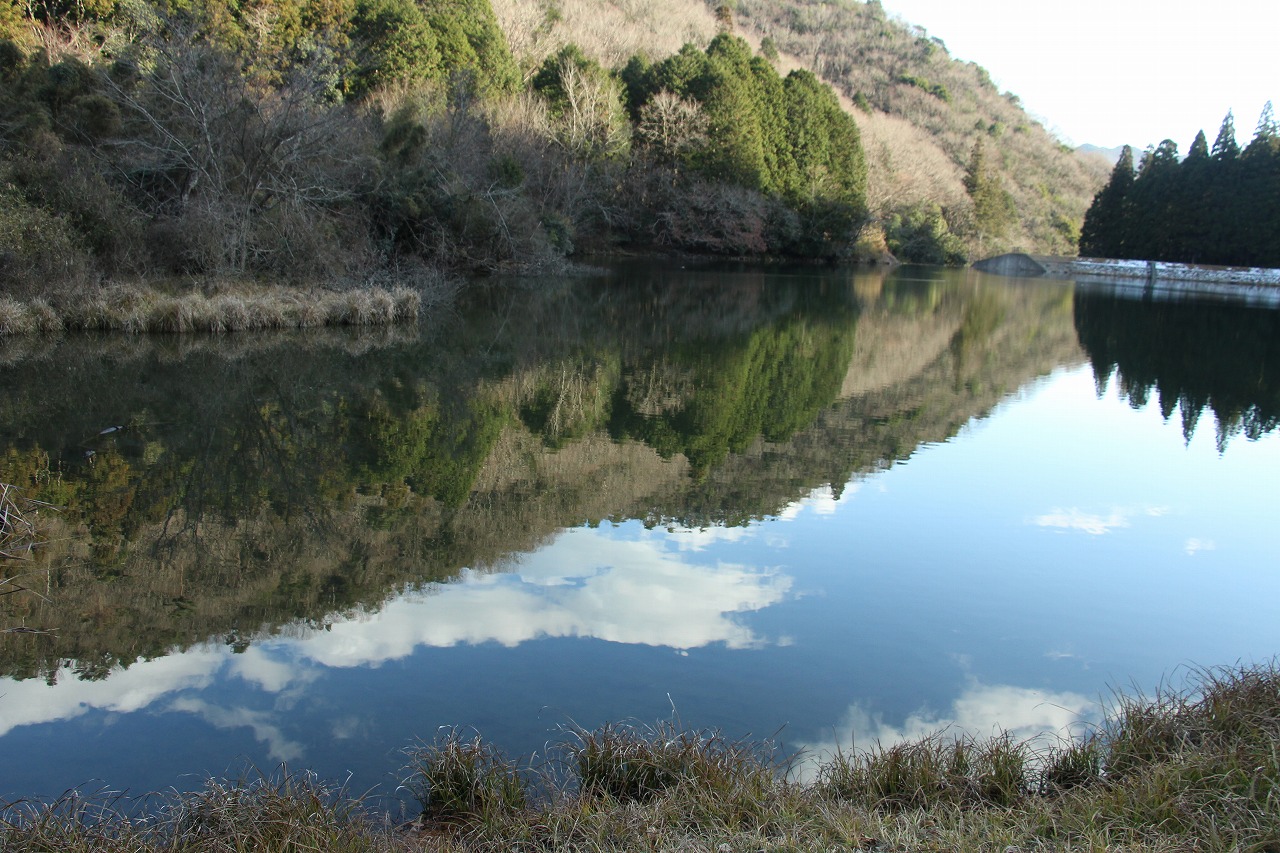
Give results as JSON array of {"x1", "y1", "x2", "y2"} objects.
[
  {"x1": 777, "y1": 484, "x2": 842, "y2": 521},
  {"x1": 796, "y1": 680, "x2": 1098, "y2": 781},
  {"x1": 0, "y1": 528, "x2": 792, "y2": 737},
  {"x1": 0, "y1": 648, "x2": 225, "y2": 737},
  {"x1": 229, "y1": 645, "x2": 314, "y2": 693},
  {"x1": 298, "y1": 529, "x2": 792, "y2": 668},
  {"x1": 664, "y1": 524, "x2": 756, "y2": 552},
  {"x1": 1033, "y1": 508, "x2": 1131, "y2": 535},
  {"x1": 168, "y1": 698, "x2": 305, "y2": 763},
  {"x1": 1185, "y1": 538, "x2": 1216, "y2": 556}
]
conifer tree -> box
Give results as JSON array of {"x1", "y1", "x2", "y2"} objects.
[
  {"x1": 1207, "y1": 112, "x2": 1244, "y2": 262},
  {"x1": 1240, "y1": 101, "x2": 1280, "y2": 266},
  {"x1": 1211, "y1": 110, "x2": 1240, "y2": 161},
  {"x1": 1079, "y1": 144, "x2": 1134, "y2": 258},
  {"x1": 1186, "y1": 129, "x2": 1209, "y2": 162},
  {"x1": 1174, "y1": 130, "x2": 1211, "y2": 261}
]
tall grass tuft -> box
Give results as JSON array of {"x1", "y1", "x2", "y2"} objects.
[
  {"x1": 0, "y1": 298, "x2": 35, "y2": 335},
  {"x1": 0, "y1": 772, "x2": 402, "y2": 852},
  {"x1": 404, "y1": 728, "x2": 528, "y2": 825},
  {"x1": 566, "y1": 721, "x2": 774, "y2": 802}
]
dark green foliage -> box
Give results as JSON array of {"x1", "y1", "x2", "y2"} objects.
[
  {"x1": 531, "y1": 43, "x2": 602, "y2": 117},
  {"x1": 421, "y1": 0, "x2": 519, "y2": 98},
  {"x1": 348, "y1": 0, "x2": 442, "y2": 95},
  {"x1": 1079, "y1": 105, "x2": 1280, "y2": 266},
  {"x1": 963, "y1": 137, "x2": 1015, "y2": 239},
  {"x1": 622, "y1": 34, "x2": 866, "y2": 257},
  {"x1": 884, "y1": 202, "x2": 967, "y2": 265},
  {"x1": 896, "y1": 72, "x2": 949, "y2": 102},
  {"x1": 1211, "y1": 109, "x2": 1240, "y2": 160},
  {"x1": 1079, "y1": 144, "x2": 1134, "y2": 258},
  {"x1": 781, "y1": 68, "x2": 867, "y2": 257},
  {"x1": 610, "y1": 295, "x2": 857, "y2": 476},
  {"x1": 1074, "y1": 287, "x2": 1280, "y2": 449}
]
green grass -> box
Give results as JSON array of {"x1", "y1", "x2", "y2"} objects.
[{"x1": 3, "y1": 661, "x2": 1280, "y2": 851}]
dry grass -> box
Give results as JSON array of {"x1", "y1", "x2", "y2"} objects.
[
  {"x1": 2, "y1": 664, "x2": 1278, "y2": 850},
  {"x1": 0, "y1": 482, "x2": 43, "y2": 562},
  {"x1": 0, "y1": 283, "x2": 425, "y2": 337},
  {"x1": 491, "y1": 0, "x2": 718, "y2": 71},
  {"x1": 0, "y1": 772, "x2": 406, "y2": 853}
]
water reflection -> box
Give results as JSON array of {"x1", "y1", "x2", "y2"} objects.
[
  {"x1": 4, "y1": 265, "x2": 1278, "y2": 802},
  {"x1": 1074, "y1": 283, "x2": 1280, "y2": 449},
  {"x1": 0, "y1": 266, "x2": 1079, "y2": 683},
  {"x1": 798, "y1": 679, "x2": 1099, "y2": 779}
]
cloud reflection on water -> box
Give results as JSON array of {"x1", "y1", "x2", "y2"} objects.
[
  {"x1": 0, "y1": 526, "x2": 790, "y2": 738},
  {"x1": 796, "y1": 679, "x2": 1099, "y2": 781},
  {"x1": 300, "y1": 528, "x2": 790, "y2": 666}
]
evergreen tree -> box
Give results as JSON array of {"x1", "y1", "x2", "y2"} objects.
[
  {"x1": 1240, "y1": 101, "x2": 1280, "y2": 266},
  {"x1": 1186, "y1": 129, "x2": 1209, "y2": 162},
  {"x1": 1079, "y1": 144, "x2": 1134, "y2": 258},
  {"x1": 1128, "y1": 139, "x2": 1179, "y2": 260},
  {"x1": 347, "y1": 0, "x2": 442, "y2": 96},
  {"x1": 1211, "y1": 110, "x2": 1240, "y2": 161},
  {"x1": 781, "y1": 68, "x2": 866, "y2": 257},
  {"x1": 1173, "y1": 131, "x2": 1211, "y2": 261},
  {"x1": 963, "y1": 137, "x2": 1015, "y2": 240},
  {"x1": 421, "y1": 0, "x2": 519, "y2": 98},
  {"x1": 1247, "y1": 100, "x2": 1278, "y2": 152},
  {"x1": 1207, "y1": 112, "x2": 1244, "y2": 262}
]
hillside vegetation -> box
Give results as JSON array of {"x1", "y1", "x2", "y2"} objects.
[
  {"x1": 0, "y1": 0, "x2": 1107, "y2": 305},
  {"x1": 1080, "y1": 108, "x2": 1280, "y2": 267},
  {"x1": 490, "y1": 0, "x2": 1110, "y2": 262}
]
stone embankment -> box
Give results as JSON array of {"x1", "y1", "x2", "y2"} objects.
[{"x1": 974, "y1": 253, "x2": 1280, "y2": 303}]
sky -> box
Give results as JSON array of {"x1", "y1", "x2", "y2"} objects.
[{"x1": 878, "y1": 0, "x2": 1279, "y2": 152}]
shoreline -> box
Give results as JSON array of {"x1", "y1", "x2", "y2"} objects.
[
  {"x1": 1, "y1": 660, "x2": 1277, "y2": 851},
  {"x1": 0, "y1": 281, "x2": 426, "y2": 337},
  {"x1": 975, "y1": 252, "x2": 1280, "y2": 304}
]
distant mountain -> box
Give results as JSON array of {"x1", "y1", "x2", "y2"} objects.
[{"x1": 1077, "y1": 144, "x2": 1129, "y2": 165}]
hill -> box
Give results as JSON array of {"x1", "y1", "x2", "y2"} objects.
[
  {"x1": 0, "y1": 0, "x2": 1108, "y2": 297},
  {"x1": 490, "y1": 0, "x2": 1111, "y2": 261}
]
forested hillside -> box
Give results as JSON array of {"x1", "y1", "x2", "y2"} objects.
[
  {"x1": 490, "y1": 0, "x2": 1110, "y2": 262},
  {"x1": 1, "y1": 0, "x2": 1107, "y2": 304},
  {"x1": 1080, "y1": 107, "x2": 1280, "y2": 267}
]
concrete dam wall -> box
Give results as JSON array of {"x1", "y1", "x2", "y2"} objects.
[{"x1": 974, "y1": 254, "x2": 1280, "y2": 304}]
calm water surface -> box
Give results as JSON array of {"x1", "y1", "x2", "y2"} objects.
[{"x1": 2, "y1": 264, "x2": 1278, "y2": 807}]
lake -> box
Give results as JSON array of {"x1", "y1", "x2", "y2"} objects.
[{"x1": 2, "y1": 262, "x2": 1279, "y2": 811}]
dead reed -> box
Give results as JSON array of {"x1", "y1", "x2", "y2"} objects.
[{"x1": 0, "y1": 284, "x2": 425, "y2": 337}]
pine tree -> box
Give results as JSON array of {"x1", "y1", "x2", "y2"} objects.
[
  {"x1": 1211, "y1": 111, "x2": 1240, "y2": 161},
  {"x1": 1248, "y1": 101, "x2": 1278, "y2": 152},
  {"x1": 1207, "y1": 112, "x2": 1244, "y2": 262},
  {"x1": 1186, "y1": 129, "x2": 1209, "y2": 162},
  {"x1": 963, "y1": 137, "x2": 1014, "y2": 240},
  {"x1": 1240, "y1": 101, "x2": 1280, "y2": 265},
  {"x1": 1173, "y1": 131, "x2": 1211, "y2": 261},
  {"x1": 1079, "y1": 145, "x2": 1134, "y2": 258}
]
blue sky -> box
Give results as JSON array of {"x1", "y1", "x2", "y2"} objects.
[{"x1": 879, "y1": 0, "x2": 1278, "y2": 152}]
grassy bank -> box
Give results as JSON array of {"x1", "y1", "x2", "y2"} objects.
[
  {"x1": 0, "y1": 282, "x2": 426, "y2": 337},
  {"x1": 2, "y1": 662, "x2": 1278, "y2": 851}
]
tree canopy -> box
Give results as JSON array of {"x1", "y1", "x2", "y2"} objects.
[{"x1": 1079, "y1": 105, "x2": 1280, "y2": 267}]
